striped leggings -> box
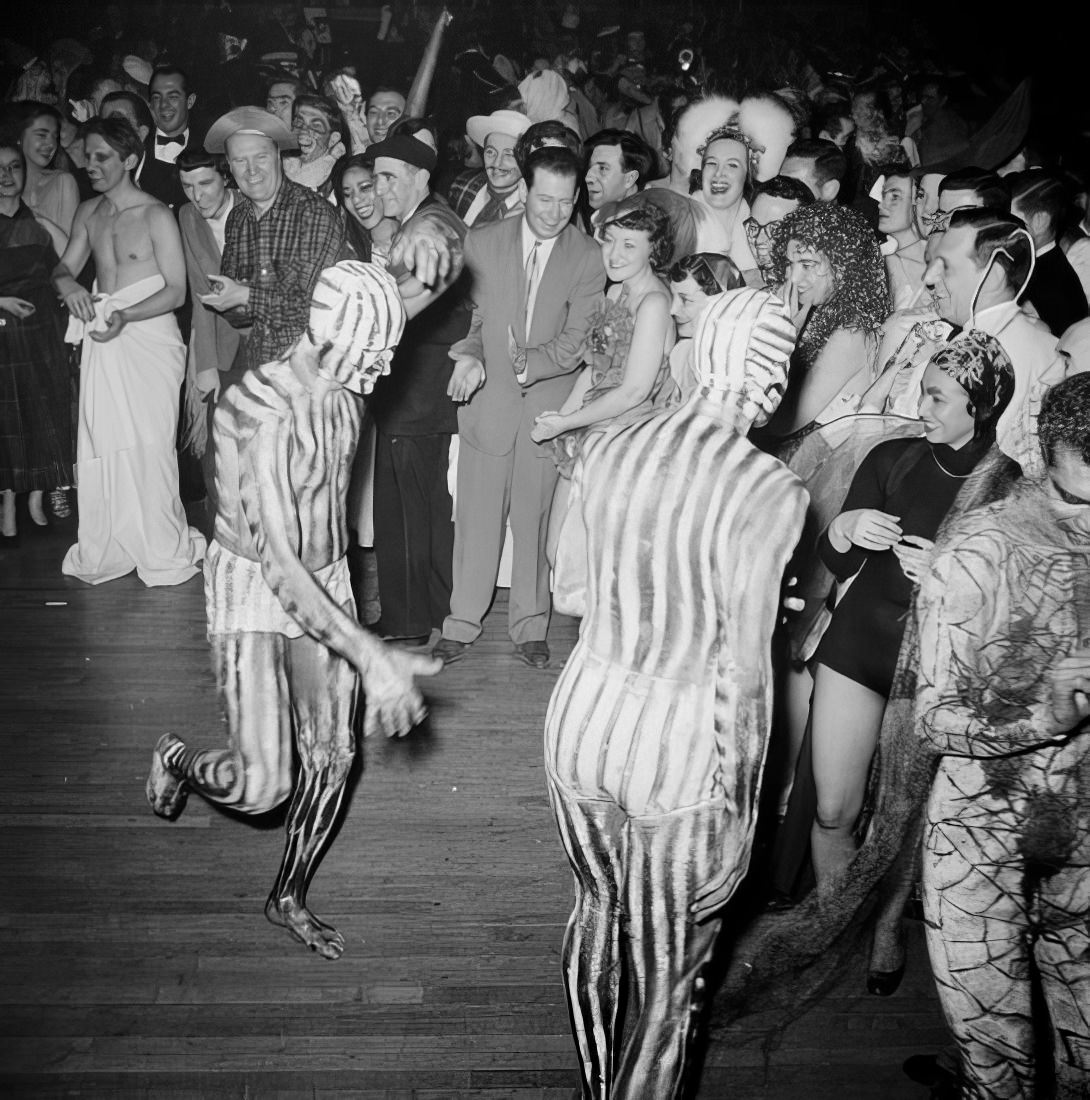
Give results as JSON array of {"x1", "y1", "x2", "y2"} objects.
[{"x1": 548, "y1": 775, "x2": 730, "y2": 1100}]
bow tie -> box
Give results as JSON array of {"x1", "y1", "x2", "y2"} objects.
[{"x1": 156, "y1": 133, "x2": 185, "y2": 147}]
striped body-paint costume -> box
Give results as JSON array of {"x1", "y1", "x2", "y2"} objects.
[
  {"x1": 916, "y1": 476, "x2": 1090, "y2": 1098},
  {"x1": 545, "y1": 290, "x2": 807, "y2": 1098},
  {"x1": 146, "y1": 263, "x2": 439, "y2": 959}
]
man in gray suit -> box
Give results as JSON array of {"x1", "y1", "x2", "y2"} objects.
[{"x1": 435, "y1": 147, "x2": 603, "y2": 669}]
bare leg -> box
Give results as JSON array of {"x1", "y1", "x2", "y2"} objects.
[
  {"x1": 1, "y1": 490, "x2": 14, "y2": 537},
  {"x1": 868, "y1": 821, "x2": 920, "y2": 978},
  {"x1": 28, "y1": 490, "x2": 47, "y2": 526},
  {"x1": 264, "y1": 630, "x2": 358, "y2": 961},
  {"x1": 549, "y1": 777, "x2": 626, "y2": 1099},
  {"x1": 147, "y1": 632, "x2": 294, "y2": 818},
  {"x1": 775, "y1": 663, "x2": 814, "y2": 816},
  {"x1": 613, "y1": 802, "x2": 727, "y2": 1100},
  {"x1": 809, "y1": 664, "x2": 887, "y2": 892}
]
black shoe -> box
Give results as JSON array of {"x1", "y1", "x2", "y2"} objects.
[
  {"x1": 432, "y1": 637, "x2": 470, "y2": 665},
  {"x1": 764, "y1": 892, "x2": 797, "y2": 913},
  {"x1": 369, "y1": 619, "x2": 430, "y2": 646},
  {"x1": 514, "y1": 640, "x2": 550, "y2": 669},
  {"x1": 902, "y1": 1054, "x2": 958, "y2": 1098},
  {"x1": 866, "y1": 962, "x2": 905, "y2": 996}
]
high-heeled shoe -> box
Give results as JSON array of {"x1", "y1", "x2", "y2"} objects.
[{"x1": 866, "y1": 962, "x2": 905, "y2": 997}]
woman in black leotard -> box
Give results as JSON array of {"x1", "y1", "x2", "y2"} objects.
[{"x1": 808, "y1": 332, "x2": 1016, "y2": 897}]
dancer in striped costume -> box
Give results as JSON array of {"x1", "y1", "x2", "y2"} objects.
[
  {"x1": 146, "y1": 262, "x2": 440, "y2": 959},
  {"x1": 545, "y1": 288, "x2": 807, "y2": 1097}
]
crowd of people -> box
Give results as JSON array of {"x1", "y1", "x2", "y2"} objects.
[{"x1": 2, "y1": 3, "x2": 1090, "y2": 1097}]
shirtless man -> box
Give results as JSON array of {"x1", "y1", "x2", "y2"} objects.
[
  {"x1": 146, "y1": 262, "x2": 441, "y2": 959},
  {"x1": 53, "y1": 116, "x2": 205, "y2": 586}
]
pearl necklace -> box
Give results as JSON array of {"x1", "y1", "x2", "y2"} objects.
[{"x1": 931, "y1": 449, "x2": 972, "y2": 479}]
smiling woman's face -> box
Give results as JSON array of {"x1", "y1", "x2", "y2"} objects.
[
  {"x1": 786, "y1": 240, "x2": 835, "y2": 308},
  {"x1": 340, "y1": 165, "x2": 380, "y2": 227},
  {"x1": 700, "y1": 138, "x2": 748, "y2": 212}
]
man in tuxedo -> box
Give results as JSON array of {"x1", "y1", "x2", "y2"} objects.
[
  {"x1": 1010, "y1": 171, "x2": 1089, "y2": 337},
  {"x1": 142, "y1": 66, "x2": 198, "y2": 212},
  {"x1": 434, "y1": 146, "x2": 603, "y2": 669}
]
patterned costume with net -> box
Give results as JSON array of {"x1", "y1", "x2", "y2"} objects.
[{"x1": 916, "y1": 482, "x2": 1090, "y2": 1098}]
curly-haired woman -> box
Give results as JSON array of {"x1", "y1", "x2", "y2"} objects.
[{"x1": 766, "y1": 202, "x2": 891, "y2": 439}]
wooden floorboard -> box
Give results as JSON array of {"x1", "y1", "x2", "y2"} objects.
[{"x1": 0, "y1": 511, "x2": 942, "y2": 1097}]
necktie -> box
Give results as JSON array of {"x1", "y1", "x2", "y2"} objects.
[
  {"x1": 524, "y1": 239, "x2": 540, "y2": 332},
  {"x1": 475, "y1": 188, "x2": 508, "y2": 227},
  {"x1": 156, "y1": 133, "x2": 185, "y2": 147}
]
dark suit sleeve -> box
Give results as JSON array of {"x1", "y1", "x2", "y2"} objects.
[{"x1": 521, "y1": 240, "x2": 600, "y2": 385}]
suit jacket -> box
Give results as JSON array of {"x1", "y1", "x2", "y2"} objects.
[
  {"x1": 1021, "y1": 245, "x2": 1089, "y2": 338},
  {"x1": 139, "y1": 130, "x2": 197, "y2": 213},
  {"x1": 452, "y1": 216, "x2": 603, "y2": 456}
]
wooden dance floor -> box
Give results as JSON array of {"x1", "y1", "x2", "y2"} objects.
[{"x1": 1, "y1": 510, "x2": 946, "y2": 1098}]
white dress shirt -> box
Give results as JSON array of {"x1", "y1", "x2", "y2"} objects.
[
  {"x1": 520, "y1": 218, "x2": 558, "y2": 337},
  {"x1": 153, "y1": 128, "x2": 189, "y2": 165},
  {"x1": 206, "y1": 191, "x2": 236, "y2": 256}
]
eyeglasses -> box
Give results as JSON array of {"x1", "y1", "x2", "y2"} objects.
[{"x1": 743, "y1": 216, "x2": 777, "y2": 244}]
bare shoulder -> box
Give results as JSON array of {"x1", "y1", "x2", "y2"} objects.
[
  {"x1": 631, "y1": 285, "x2": 671, "y2": 320},
  {"x1": 76, "y1": 194, "x2": 107, "y2": 223},
  {"x1": 141, "y1": 199, "x2": 182, "y2": 237}
]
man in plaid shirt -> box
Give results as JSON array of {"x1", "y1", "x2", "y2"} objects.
[{"x1": 201, "y1": 107, "x2": 350, "y2": 373}]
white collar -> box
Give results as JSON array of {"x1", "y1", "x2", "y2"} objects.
[
  {"x1": 1036, "y1": 240, "x2": 1056, "y2": 258},
  {"x1": 207, "y1": 191, "x2": 235, "y2": 223},
  {"x1": 520, "y1": 217, "x2": 560, "y2": 260}
]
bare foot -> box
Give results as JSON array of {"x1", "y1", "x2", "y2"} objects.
[
  {"x1": 265, "y1": 895, "x2": 346, "y2": 960},
  {"x1": 146, "y1": 733, "x2": 189, "y2": 819}
]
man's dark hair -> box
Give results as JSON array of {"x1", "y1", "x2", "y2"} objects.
[
  {"x1": 268, "y1": 77, "x2": 307, "y2": 97},
  {"x1": 754, "y1": 174, "x2": 816, "y2": 206},
  {"x1": 176, "y1": 147, "x2": 229, "y2": 179},
  {"x1": 1008, "y1": 171, "x2": 1068, "y2": 244},
  {"x1": 1038, "y1": 372, "x2": 1090, "y2": 468},
  {"x1": 100, "y1": 90, "x2": 154, "y2": 134},
  {"x1": 948, "y1": 207, "x2": 1034, "y2": 293},
  {"x1": 291, "y1": 93, "x2": 342, "y2": 134},
  {"x1": 523, "y1": 145, "x2": 582, "y2": 191},
  {"x1": 783, "y1": 138, "x2": 846, "y2": 187},
  {"x1": 149, "y1": 65, "x2": 191, "y2": 97},
  {"x1": 367, "y1": 85, "x2": 405, "y2": 106},
  {"x1": 814, "y1": 102, "x2": 851, "y2": 139},
  {"x1": 939, "y1": 168, "x2": 1010, "y2": 213},
  {"x1": 515, "y1": 120, "x2": 582, "y2": 172},
  {"x1": 873, "y1": 160, "x2": 915, "y2": 185},
  {"x1": 81, "y1": 116, "x2": 145, "y2": 168},
  {"x1": 583, "y1": 128, "x2": 655, "y2": 189}
]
